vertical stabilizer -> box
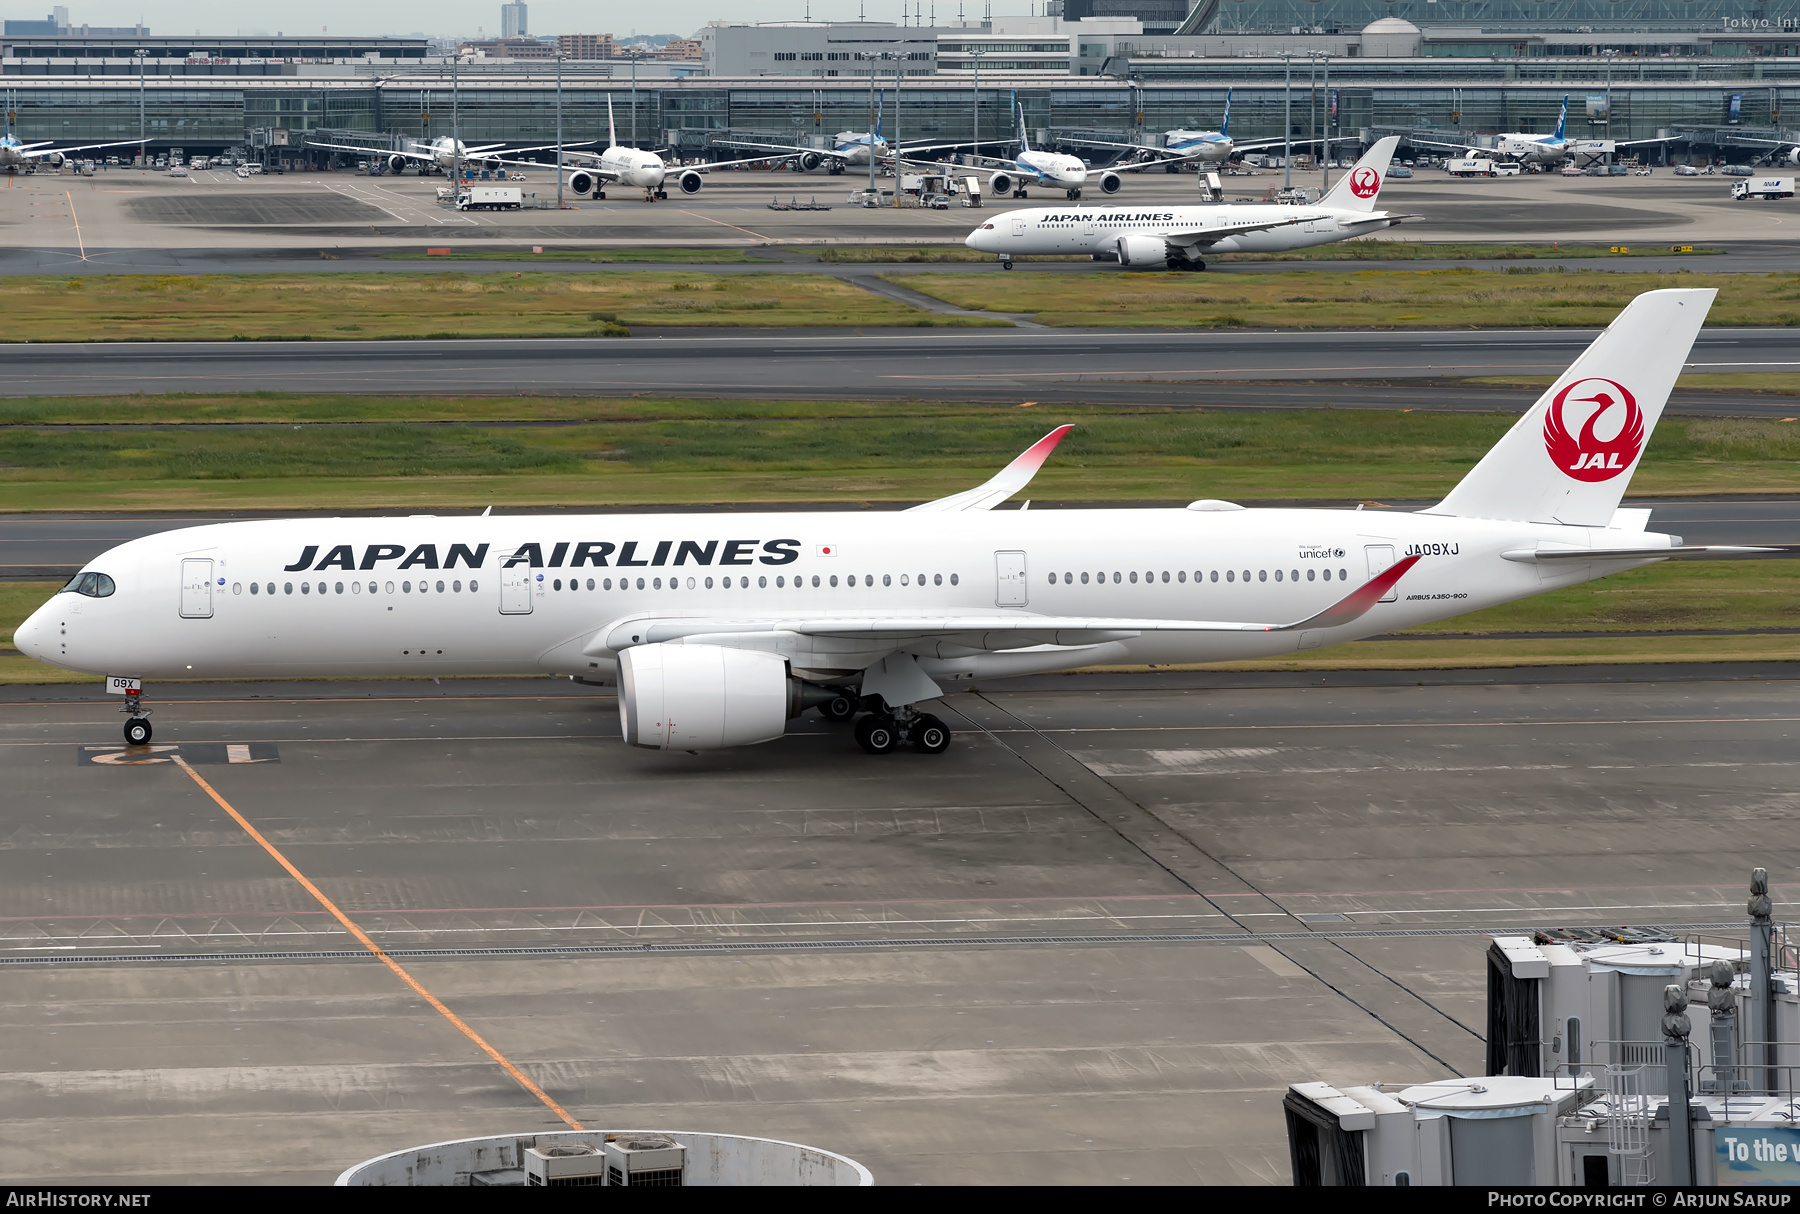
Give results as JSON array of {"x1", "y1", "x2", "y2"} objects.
[
  {"x1": 1319, "y1": 136, "x2": 1398, "y2": 212},
  {"x1": 607, "y1": 95, "x2": 618, "y2": 149},
  {"x1": 1554, "y1": 95, "x2": 1568, "y2": 142},
  {"x1": 1220, "y1": 88, "x2": 1232, "y2": 138},
  {"x1": 1423, "y1": 289, "x2": 1716, "y2": 526}
]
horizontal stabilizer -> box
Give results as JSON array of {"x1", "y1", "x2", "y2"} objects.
[{"x1": 907, "y1": 425, "x2": 1074, "y2": 513}]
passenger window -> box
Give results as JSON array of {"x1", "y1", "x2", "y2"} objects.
[
  {"x1": 603, "y1": 578, "x2": 612, "y2": 590},
  {"x1": 1208, "y1": 571, "x2": 1216, "y2": 583},
  {"x1": 1291, "y1": 569, "x2": 1299, "y2": 582},
  {"x1": 1339, "y1": 568, "x2": 1348, "y2": 581},
  {"x1": 470, "y1": 580, "x2": 479, "y2": 593},
  {"x1": 301, "y1": 582, "x2": 311, "y2": 595},
  {"x1": 385, "y1": 582, "x2": 394, "y2": 594},
  {"x1": 336, "y1": 582, "x2": 345, "y2": 595},
  {"x1": 251, "y1": 582, "x2": 260, "y2": 595},
  {"x1": 1275, "y1": 570, "x2": 1283, "y2": 582},
  {"x1": 350, "y1": 582, "x2": 359, "y2": 594},
  {"x1": 1129, "y1": 572, "x2": 1138, "y2": 584},
  {"x1": 830, "y1": 575, "x2": 839, "y2": 587},
  {"x1": 1226, "y1": 571, "x2": 1234, "y2": 583},
  {"x1": 950, "y1": 573, "x2": 958, "y2": 586},
  {"x1": 1080, "y1": 572, "x2": 1089, "y2": 584},
  {"x1": 585, "y1": 579, "x2": 593, "y2": 590},
  {"x1": 812, "y1": 575, "x2": 821, "y2": 588},
  {"x1": 284, "y1": 583, "x2": 293, "y2": 595},
  {"x1": 1307, "y1": 568, "x2": 1316, "y2": 581},
  {"x1": 232, "y1": 582, "x2": 241, "y2": 595},
  {"x1": 1111, "y1": 572, "x2": 1120, "y2": 584},
  {"x1": 705, "y1": 577, "x2": 714, "y2": 589},
  {"x1": 759, "y1": 576, "x2": 767, "y2": 588},
  {"x1": 403, "y1": 581, "x2": 412, "y2": 593},
  {"x1": 437, "y1": 581, "x2": 446, "y2": 593},
  {"x1": 1259, "y1": 570, "x2": 1267, "y2": 582}
]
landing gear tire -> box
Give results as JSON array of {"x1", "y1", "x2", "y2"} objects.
[
  {"x1": 1066, "y1": 188, "x2": 1081, "y2": 199},
  {"x1": 595, "y1": 190, "x2": 606, "y2": 199},
  {"x1": 1000, "y1": 258, "x2": 1014, "y2": 270},
  {"x1": 855, "y1": 714, "x2": 899, "y2": 755},
  {"x1": 910, "y1": 714, "x2": 951, "y2": 754},
  {"x1": 124, "y1": 718, "x2": 152, "y2": 746},
  {"x1": 655, "y1": 189, "x2": 668, "y2": 200},
  {"x1": 819, "y1": 693, "x2": 857, "y2": 722}
]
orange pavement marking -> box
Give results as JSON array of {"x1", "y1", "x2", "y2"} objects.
[{"x1": 170, "y1": 754, "x2": 585, "y2": 1130}]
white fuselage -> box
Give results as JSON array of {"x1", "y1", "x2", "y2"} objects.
[
  {"x1": 17, "y1": 508, "x2": 1662, "y2": 684},
  {"x1": 1162, "y1": 130, "x2": 1232, "y2": 163},
  {"x1": 597, "y1": 145, "x2": 667, "y2": 190},
  {"x1": 1012, "y1": 149, "x2": 1088, "y2": 191},
  {"x1": 966, "y1": 202, "x2": 1399, "y2": 258},
  {"x1": 1494, "y1": 136, "x2": 1568, "y2": 164},
  {"x1": 833, "y1": 133, "x2": 886, "y2": 165}
]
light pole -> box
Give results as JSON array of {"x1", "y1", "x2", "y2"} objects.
[
  {"x1": 1283, "y1": 53, "x2": 1292, "y2": 190},
  {"x1": 136, "y1": 48, "x2": 146, "y2": 166},
  {"x1": 893, "y1": 45, "x2": 903, "y2": 206},
  {"x1": 451, "y1": 52, "x2": 460, "y2": 184},
  {"x1": 1602, "y1": 49, "x2": 1616, "y2": 165},
  {"x1": 555, "y1": 49, "x2": 565, "y2": 209},
  {"x1": 1309, "y1": 50, "x2": 1330, "y2": 191},
  {"x1": 630, "y1": 48, "x2": 641, "y2": 148},
  {"x1": 970, "y1": 48, "x2": 984, "y2": 165}
]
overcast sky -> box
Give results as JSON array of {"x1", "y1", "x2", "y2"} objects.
[{"x1": 36, "y1": 2, "x2": 1007, "y2": 38}]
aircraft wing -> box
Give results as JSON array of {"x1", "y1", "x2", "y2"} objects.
[
  {"x1": 1107, "y1": 151, "x2": 1202, "y2": 173},
  {"x1": 713, "y1": 138, "x2": 863, "y2": 162},
  {"x1": 1391, "y1": 135, "x2": 1473, "y2": 153},
  {"x1": 1165, "y1": 215, "x2": 1315, "y2": 246},
  {"x1": 1614, "y1": 135, "x2": 1688, "y2": 148},
  {"x1": 907, "y1": 425, "x2": 1073, "y2": 513},
  {"x1": 19, "y1": 137, "x2": 148, "y2": 159},
  {"x1": 590, "y1": 556, "x2": 1421, "y2": 657},
  {"x1": 307, "y1": 141, "x2": 434, "y2": 161}
]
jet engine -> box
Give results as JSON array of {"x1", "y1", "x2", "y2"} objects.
[
  {"x1": 1115, "y1": 233, "x2": 1170, "y2": 267},
  {"x1": 567, "y1": 169, "x2": 597, "y2": 196},
  {"x1": 988, "y1": 170, "x2": 1016, "y2": 197},
  {"x1": 794, "y1": 150, "x2": 823, "y2": 172},
  {"x1": 676, "y1": 168, "x2": 705, "y2": 195},
  {"x1": 387, "y1": 154, "x2": 409, "y2": 174},
  {"x1": 42, "y1": 152, "x2": 64, "y2": 168},
  {"x1": 1098, "y1": 170, "x2": 1123, "y2": 194},
  {"x1": 1785, "y1": 147, "x2": 1800, "y2": 166},
  {"x1": 618, "y1": 643, "x2": 792, "y2": 750}
]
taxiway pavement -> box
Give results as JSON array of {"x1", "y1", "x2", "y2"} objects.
[{"x1": 0, "y1": 668, "x2": 1789, "y2": 1182}]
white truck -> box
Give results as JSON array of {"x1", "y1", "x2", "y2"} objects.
[
  {"x1": 1732, "y1": 176, "x2": 1795, "y2": 200},
  {"x1": 1447, "y1": 158, "x2": 1500, "y2": 177},
  {"x1": 455, "y1": 185, "x2": 524, "y2": 211}
]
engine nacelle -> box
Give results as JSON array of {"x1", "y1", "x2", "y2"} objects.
[
  {"x1": 988, "y1": 171, "x2": 1015, "y2": 196},
  {"x1": 618, "y1": 643, "x2": 789, "y2": 750},
  {"x1": 387, "y1": 154, "x2": 409, "y2": 174},
  {"x1": 676, "y1": 168, "x2": 705, "y2": 195},
  {"x1": 1115, "y1": 233, "x2": 1170, "y2": 267},
  {"x1": 1786, "y1": 147, "x2": 1800, "y2": 166},
  {"x1": 796, "y1": 150, "x2": 823, "y2": 172},
  {"x1": 567, "y1": 169, "x2": 597, "y2": 196},
  {"x1": 1098, "y1": 170, "x2": 1123, "y2": 194}
]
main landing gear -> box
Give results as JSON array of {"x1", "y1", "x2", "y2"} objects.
[
  {"x1": 1011, "y1": 188, "x2": 1029, "y2": 199},
  {"x1": 1165, "y1": 255, "x2": 1206, "y2": 272},
  {"x1": 812, "y1": 688, "x2": 953, "y2": 755},
  {"x1": 121, "y1": 685, "x2": 152, "y2": 745}
]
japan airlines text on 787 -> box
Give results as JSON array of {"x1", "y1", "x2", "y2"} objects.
[
  {"x1": 966, "y1": 136, "x2": 1405, "y2": 271},
  {"x1": 17, "y1": 289, "x2": 1768, "y2": 757}
]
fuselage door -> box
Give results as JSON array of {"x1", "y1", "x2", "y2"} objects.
[
  {"x1": 995, "y1": 550, "x2": 1028, "y2": 607},
  {"x1": 1365, "y1": 544, "x2": 1398, "y2": 603},
  {"x1": 179, "y1": 558, "x2": 214, "y2": 619},
  {"x1": 499, "y1": 546, "x2": 535, "y2": 615}
]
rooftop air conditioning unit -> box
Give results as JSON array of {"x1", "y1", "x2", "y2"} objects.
[
  {"x1": 604, "y1": 1136, "x2": 687, "y2": 1186},
  {"x1": 523, "y1": 1144, "x2": 608, "y2": 1187}
]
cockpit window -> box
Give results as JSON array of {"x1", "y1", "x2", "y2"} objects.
[{"x1": 60, "y1": 571, "x2": 115, "y2": 597}]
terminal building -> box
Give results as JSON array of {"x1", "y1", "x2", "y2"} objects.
[{"x1": 3, "y1": 12, "x2": 1800, "y2": 166}]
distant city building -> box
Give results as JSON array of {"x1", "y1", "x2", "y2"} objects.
[
  {"x1": 559, "y1": 33, "x2": 616, "y2": 60},
  {"x1": 655, "y1": 38, "x2": 701, "y2": 61},
  {"x1": 462, "y1": 36, "x2": 554, "y2": 59},
  {"x1": 1061, "y1": 0, "x2": 1191, "y2": 35},
  {"x1": 501, "y1": 2, "x2": 527, "y2": 40},
  {"x1": 4, "y1": 7, "x2": 145, "y2": 36}
]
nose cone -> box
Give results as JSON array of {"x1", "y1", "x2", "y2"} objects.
[
  {"x1": 966, "y1": 226, "x2": 990, "y2": 251},
  {"x1": 13, "y1": 599, "x2": 50, "y2": 661}
]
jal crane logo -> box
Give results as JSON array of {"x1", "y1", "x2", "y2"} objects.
[
  {"x1": 1348, "y1": 166, "x2": 1380, "y2": 199},
  {"x1": 1542, "y1": 377, "x2": 1644, "y2": 482}
]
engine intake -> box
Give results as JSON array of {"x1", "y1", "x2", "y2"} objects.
[
  {"x1": 388, "y1": 154, "x2": 409, "y2": 174},
  {"x1": 988, "y1": 170, "x2": 1015, "y2": 197},
  {"x1": 1115, "y1": 233, "x2": 1170, "y2": 267},
  {"x1": 1098, "y1": 170, "x2": 1123, "y2": 194},
  {"x1": 676, "y1": 168, "x2": 705, "y2": 195},
  {"x1": 618, "y1": 643, "x2": 790, "y2": 750},
  {"x1": 797, "y1": 150, "x2": 823, "y2": 172},
  {"x1": 567, "y1": 169, "x2": 597, "y2": 196}
]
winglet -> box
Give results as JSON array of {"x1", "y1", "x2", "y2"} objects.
[
  {"x1": 1272, "y1": 555, "x2": 1420, "y2": 632},
  {"x1": 906, "y1": 425, "x2": 1074, "y2": 513}
]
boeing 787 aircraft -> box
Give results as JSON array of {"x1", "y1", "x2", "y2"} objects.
[{"x1": 18, "y1": 289, "x2": 1766, "y2": 757}]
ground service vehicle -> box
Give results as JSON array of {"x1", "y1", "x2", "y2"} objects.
[
  {"x1": 1732, "y1": 176, "x2": 1796, "y2": 200},
  {"x1": 456, "y1": 186, "x2": 524, "y2": 211},
  {"x1": 1448, "y1": 158, "x2": 1499, "y2": 177}
]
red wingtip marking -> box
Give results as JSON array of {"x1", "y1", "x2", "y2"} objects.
[
  {"x1": 1014, "y1": 424, "x2": 1075, "y2": 472},
  {"x1": 1287, "y1": 554, "x2": 1422, "y2": 631}
]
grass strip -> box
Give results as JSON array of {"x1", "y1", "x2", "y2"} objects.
[
  {"x1": 383, "y1": 248, "x2": 768, "y2": 263},
  {"x1": 0, "y1": 271, "x2": 983, "y2": 339},
  {"x1": 6, "y1": 400, "x2": 1800, "y2": 508},
  {"x1": 823, "y1": 242, "x2": 1722, "y2": 265},
  {"x1": 889, "y1": 267, "x2": 1795, "y2": 329}
]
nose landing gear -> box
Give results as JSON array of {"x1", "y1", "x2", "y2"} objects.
[{"x1": 119, "y1": 685, "x2": 152, "y2": 745}]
